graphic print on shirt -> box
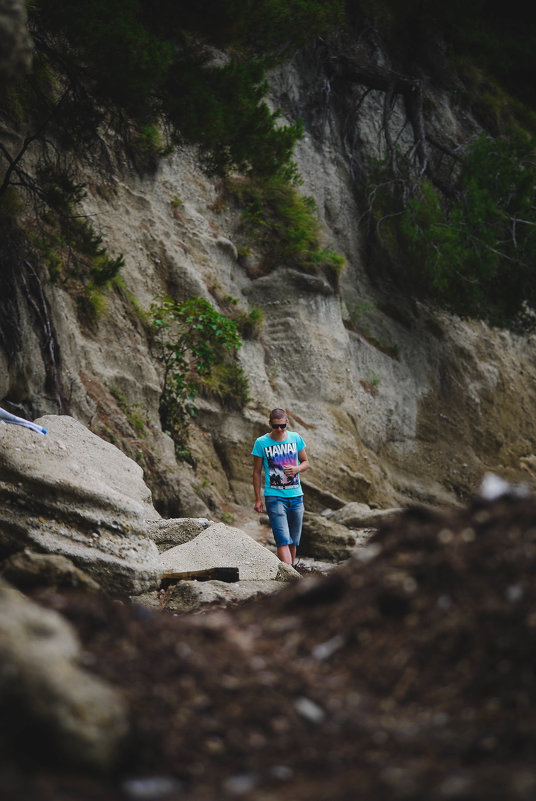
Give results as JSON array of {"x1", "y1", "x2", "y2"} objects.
[{"x1": 264, "y1": 440, "x2": 299, "y2": 489}]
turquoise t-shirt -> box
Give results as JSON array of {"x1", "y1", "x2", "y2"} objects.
[{"x1": 251, "y1": 431, "x2": 306, "y2": 498}]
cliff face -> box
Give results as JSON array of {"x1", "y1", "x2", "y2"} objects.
[{"x1": 2, "y1": 28, "x2": 536, "y2": 517}]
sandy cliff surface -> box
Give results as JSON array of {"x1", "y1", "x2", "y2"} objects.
[{"x1": 2, "y1": 33, "x2": 536, "y2": 520}]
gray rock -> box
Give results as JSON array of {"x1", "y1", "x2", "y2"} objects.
[
  {"x1": 276, "y1": 562, "x2": 302, "y2": 582},
  {"x1": 215, "y1": 236, "x2": 238, "y2": 261},
  {"x1": 159, "y1": 521, "x2": 298, "y2": 581},
  {"x1": 328, "y1": 503, "x2": 403, "y2": 529},
  {"x1": 0, "y1": 579, "x2": 128, "y2": 769},
  {"x1": 299, "y1": 511, "x2": 360, "y2": 562},
  {"x1": 135, "y1": 541, "x2": 300, "y2": 613},
  {"x1": 130, "y1": 591, "x2": 163, "y2": 611},
  {"x1": 147, "y1": 517, "x2": 214, "y2": 552},
  {"x1": 163, "y1": 578, "x2": 290, "y2": 613},
  {"x1": 0, "y1": 549, "x2": 102, "y2": 592},
  {"x1": 0, "y1": 415, "x2": 162, "y2": 595}
]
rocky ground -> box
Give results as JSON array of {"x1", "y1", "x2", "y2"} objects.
[{"x1": 3, "y1": 489, "x2": 536, "y2": 801}]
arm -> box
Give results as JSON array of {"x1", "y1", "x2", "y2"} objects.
[
  {"x1": 253, "y1": 455, "x2": 263, "y2": 513},
  {"x1": 283, "y1": 448, "x2": 310, "y2": 477}
]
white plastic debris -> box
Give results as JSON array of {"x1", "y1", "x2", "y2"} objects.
[
  {"x1": 0, "y1": 406, "x2": 46, "y2": 435},
  {"x1": 294, "y1": 696, "x2": 325, "y2": 724},
  {"x1": 479, "y1": 472, "x2": 530, "y2": 501},
  {"x1": 121, "y1": 777, "x2": 183, "y2": 800},
  {"x1": 311, "y1": 634, "x2": 345, "y2": 661}
]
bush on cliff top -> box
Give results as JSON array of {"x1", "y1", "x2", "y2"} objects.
[
  {"x1": 370, "y1": 134, "x2": 536, "y2": 329},
  {"x1": 20, "y1": 0, "x2": 342, "y2": 180}
]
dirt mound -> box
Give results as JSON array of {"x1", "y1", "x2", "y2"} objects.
[{"x1": 3, "y1": 493, "x2": 536, "y2": 800}]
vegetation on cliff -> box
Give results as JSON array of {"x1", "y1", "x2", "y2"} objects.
[
  {"x1": 151, "y1": 296, "x2": 248, "y2": 458},
  {"x1": 0, "y1": 0, "x2": 344, "y2": 337},
  {"x1": 369, "y1": 133, "x2": 536, "y2": 329},
  {"x1": 344, "y1": 1, "x2": 536, "y2": 329},
  {"x1": 3, "y1": 0, "x2": 536, "y2": 335},
  {"x1": 2, "y1": 0, "x2": 342, "y2": 190}
]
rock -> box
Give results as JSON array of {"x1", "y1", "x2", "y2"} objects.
[
  {"x1": 130, "y1": 591, "x2": 163, "y2": 611},
  {"x1": 215, "y1": 236, "x2": 238, "y2": 261},
  {"x1": 276, "y1": 562, "x2": 302, "y2": 582},
  {"x1": 0, "y1": 549, "x2": 102, "y2": 592},
  {"x1": 163, "y1": 578, "x2": 291, "y2": 613},
  {"x1": 159, "y1": 521, "x2": 298, "y2": 581},
  {"x1": 0, "y1": 415, "x2": 162, "y2": 595},
  {"x1": 327, "y1": 502, "x2": 403, "y2": 529},
  {"x1": 0, "y1": 579, "x2": 128, "y2": 770},
  {"x1": 147, "y1": 517, "x2": 214, "y2": 552},
  {"x1": 131, "y1": 548, "x2": 302, "y2": 612},
  {"x1": 285, "y1": 268, "x2": 334, "y2": 295},
  {"x1": 151, "y1": 522, "x2": 301, "y2": 613},
  {"x1": 302, "y1": 478, "x2": 348, "y2": 513},
  {"x1": 299, "y1": 511, "x2": 361, "y2": 561},
  {"x1": 175, "y1": 464, "x2": 214, "y2": 517}
]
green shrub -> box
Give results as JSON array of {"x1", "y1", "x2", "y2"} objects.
[
  {"x1": 374, "y1": 133, "x2": 536, "y2": 328},
  {"x1": 79, "y1": 284, "x2": 108, "y2": 320},
  {"x1": 32, "y1": 166, "x2": 125, "y2": 290},
  {"x1": 18, "y1": 0, "x2": 335, "y2": 186},
  {"x1": 228, "y1": 175, "x2": 345, "y2": 284},
  {"x1": 150, "y1": 295, "x2": 247, "y2": 457},
  {"x1": 110, "y1": 385, "x2": 148, "y2": 436},
  {"x1": 231, "y1": 306, "x2": 264, "y2": 339},
  {"x1": 196, "y1": 361, "x2": 250, "y2": 408}
]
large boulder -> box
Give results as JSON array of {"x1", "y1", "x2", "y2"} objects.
[
  {"x1": 299, "y1": 511, "x2": 365, "y2": 561},
  {"x1": 163, "y1": 577, "x2": 295, "y2": 613},
  {"x1": 0, "y1": 548, "x2": 102, "y2": 592},
  {"x1": 0, "y1": 415, "x2": 162, "y2": 594},
  {"x1": 325, "y1": 502, "x2": 403, "y2": 529},
  {"x1": 0, "y1": 579, "x2": 128, "y2": 770},
  {"x1": 147, "y1": 517, "x2": 214, "y2": 552},
  {"x1": 159, "y1": 521, "x2": 296, "y2": 581}
]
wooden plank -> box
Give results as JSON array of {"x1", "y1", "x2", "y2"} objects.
[{"x1": 161, "y1": 567, "x2": 240, "y2": 586}]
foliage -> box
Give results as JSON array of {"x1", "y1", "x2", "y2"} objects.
[
  {"x1": 150, "y1": 296, "x2": 247, "y2": 457},
  {"x1": 227, "y1": 175, "x2": 345, "y2": 284},
  {"x1": 162, "y1": 59, "x2": 303, "y2": 177},
  {"x1": 110, "y1": 385, "x2": 148, "y2": 437},
  {"x1": 209, "y1": 291, "x2": 264, "y2": 339},
  {"x1": 347, "y1": 2, "x2": 536, "y2": 109},
  {"x1": 374, "y1": 135, "x2": 536, "y2": 329},
  {"x1": 19, "y1": 163, "x2": 124, "y2": 324},
  {"x1": 32, "y1": 165, "x2": 124, "y2": 296},
  {"x1": 12, "y1": 0, "x2": 342, "y2": 187},
  {"x1": 196, "y1": 362, "x2": 250, "y2": 408},
  {"x1": 0, "y1": 0, "x2": 344, "y2": 307},
  {"x1": 345, "y1": 299, "x2": 400, "y2": 359},
  {"x1": 360, "y1": 373, "x2": 380, "y2": 398},
  {"x1": 231, "y1": 306, "x2": 264, "y2": 339},
  {"x1": 211, "y1": 0, "x2": 343, "y2": 56},
  {"x1": 136, "y1": 0, "x2": 343, "y2": 59}
]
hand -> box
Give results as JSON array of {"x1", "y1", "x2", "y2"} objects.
[
  {"x1": 254, "y1": 499, "x2": 263, "y2": 514},
  {"x1": 283, "y1": 465, "x2": 298, "y2": 477}
]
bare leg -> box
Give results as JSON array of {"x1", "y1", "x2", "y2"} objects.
[
  {"x1": 277, "y1": 545, "x2": 293, "y2": 564},
  {"x1": 289, "y1": 545, "x2": 297, "y2": 564}
]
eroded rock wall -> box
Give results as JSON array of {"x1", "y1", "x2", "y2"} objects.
[{"x1": 2, "y1": 35, "x2": 536, "y2": 515}]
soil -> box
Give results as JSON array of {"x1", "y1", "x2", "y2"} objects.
[{"x1": 3, "y1": 492, "x2": 536, "y2": 801}]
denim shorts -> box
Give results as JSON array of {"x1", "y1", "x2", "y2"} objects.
[{"x1": 265, "y1": 495, "x2": 304, "y2": 547}]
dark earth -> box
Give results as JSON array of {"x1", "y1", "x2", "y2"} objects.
[{"x1": 2, "y1": 491, "x2": 536, "y2": 800}]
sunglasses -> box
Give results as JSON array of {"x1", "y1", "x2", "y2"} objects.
[{"x1": 271, "y1": 423, "x2": 287, "y2": 429}]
